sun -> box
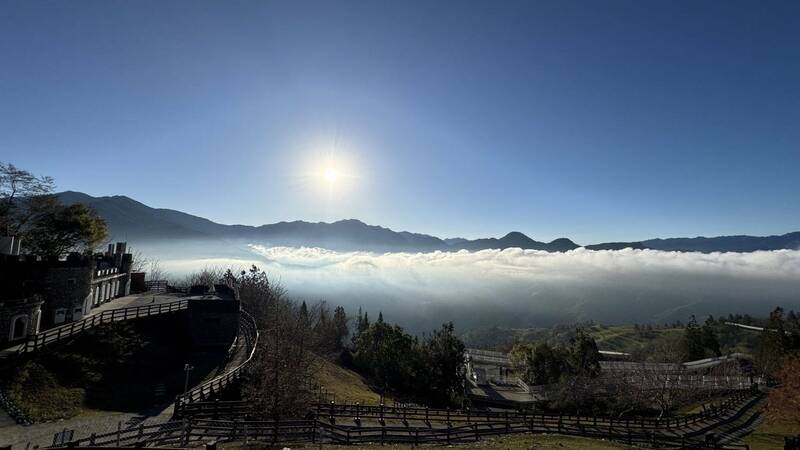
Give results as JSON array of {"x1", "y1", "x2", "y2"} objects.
[{"x1": 324, "y1": 167, "x2": 339, "y2": 183}]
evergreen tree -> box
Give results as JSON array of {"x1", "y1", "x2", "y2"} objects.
[
  {"x1": 569, "y1": 329, "x2": 601, "y2": 378},
  {"x1": 422, "y1": 322, "x2": 466, "y2": 405},
  {"x1": 680, "y1": 316, "x2": 706, "y2": 362},
  {"x1": 757, "y1": 307, "x2": 790, "y2": 375},
  {"x1": 332, "y1": 306, "x2": 349, "y2": 350},
  {"x1": 701, "y1": 316, "x2": 722, "y2": 357}
]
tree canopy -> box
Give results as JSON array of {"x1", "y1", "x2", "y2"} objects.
[
  {"x1": 352, "y1": 316, "x2": 466, "y2": 406},
  {"x1": 0, "y1": 162, "x2": 55, "y2": 236},
  {"x1": 24, "y1": 203, "x2": 108, "y2": 257}
]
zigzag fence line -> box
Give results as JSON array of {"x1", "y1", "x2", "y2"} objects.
[
  {"x1": 315, "y1": 385, "x2": 759, "y2": 430},
  {"x1": 48, "y1": 390, "x2": 762, "y2": 449},
  {"x1": 17, "y1": 300, "x2": 189, "y2": 353}
]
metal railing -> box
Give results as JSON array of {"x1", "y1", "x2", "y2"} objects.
[{"x1": 18, "y1": 300, "x2": 189, "y2": 353}]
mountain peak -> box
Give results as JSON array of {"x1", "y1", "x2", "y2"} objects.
[
  {"x1": 502, "y1": 231, "x2": 530, "y2": 240},
  {"x1": 52, "y1": 191, "x2": 800, "y2": 253}
]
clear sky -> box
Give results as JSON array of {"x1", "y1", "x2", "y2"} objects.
[{"x1": 1, "y1": 0, "x2": 798, "y2": 244}]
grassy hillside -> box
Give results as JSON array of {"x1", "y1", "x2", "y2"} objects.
[
  {"x1": 1, "y1": 314, "x2": 226, "y2": 421},
  {"x1": 463, "y1": 322, "x2": 761, "y2": 361},
  {"x1": 313, "y1": 356, "x2": 388, "y2": 404},
  {"x1": 745, "y1": 417, "x2": 799, "y2": 450}
]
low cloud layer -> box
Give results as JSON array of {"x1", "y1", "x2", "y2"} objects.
[{"x1": 160, "y1": 245, "x2": 800, "y2": 333}]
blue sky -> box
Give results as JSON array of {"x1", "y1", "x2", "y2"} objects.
[{"x1": 1, "y1": 0, "x2": 798, "y2": 244}]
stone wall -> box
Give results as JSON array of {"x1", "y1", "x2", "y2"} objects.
[
  {"x1": 186, "y1": 299, "x2": 240, "y2": 349},
  {"x1": 0, "y1": 297, "x2": 43, "y2": 346}
]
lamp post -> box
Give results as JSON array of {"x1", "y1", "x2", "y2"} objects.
[{"x1": 183, "y1": 364, "x2": 194, "y2": 393}]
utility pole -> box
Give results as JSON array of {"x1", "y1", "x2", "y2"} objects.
[{"x1": 183, "y1": 363, "x2": 194, "y2": 393}]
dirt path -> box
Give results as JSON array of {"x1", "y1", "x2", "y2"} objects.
[{"x1": 0, "y1": 405, "x2": 175, "y2": 450}]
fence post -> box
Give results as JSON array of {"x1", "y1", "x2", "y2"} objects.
[{"x1": 116, "y1": 421, "x2": 122, "y2": 446}]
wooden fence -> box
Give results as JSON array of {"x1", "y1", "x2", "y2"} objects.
[
  {"x1": 173, "y1": 310, "x2": 259, "y2": 416},
  {"x1": 18, "y1": 300, "x2": 189, "y2": 353},
  {"x1": 51, "y1": 390, "x2": 760, "y2": 449},
  {"x1": 315, "y1": 386, "x2": 759, "y2": 430}
]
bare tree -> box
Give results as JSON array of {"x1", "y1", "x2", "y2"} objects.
[
  {"x1": 0, "y1": 162, "x2": 55, "y2": 236},
  {"x1": 130, "y1": 250, "x2": 169, "y2": 281},
  {"x1": 237, "y1": 266, "x2": 317, "y2": 418},
  {"x1": 177, "y1": 266, "x2": 226, "y2": 288}
]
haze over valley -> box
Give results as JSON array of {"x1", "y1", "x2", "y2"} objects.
[{"x1": 59, "y1": 191, "x2": 800, "y2": 333}]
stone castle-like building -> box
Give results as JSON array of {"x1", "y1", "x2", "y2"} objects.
[{"x1": 0, "y1": 241, "x2": 134, "y2": 347}]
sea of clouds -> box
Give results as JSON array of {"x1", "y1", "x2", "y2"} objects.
[{"x1": 157, "y1": 245, "x2": 800, "y2": 333}]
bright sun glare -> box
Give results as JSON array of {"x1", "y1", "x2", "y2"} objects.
[{"x1": 324, "y1": 167, "x2": 338, "y2": 183}]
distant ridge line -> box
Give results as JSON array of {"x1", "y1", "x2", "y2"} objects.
[{"x1": 56, "y1": 191, "x2": 800, "y2": 253}]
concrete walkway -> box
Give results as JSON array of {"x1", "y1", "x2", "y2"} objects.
[{"x1": 0, "y1": 293, "x2": 184, "y2": 357}]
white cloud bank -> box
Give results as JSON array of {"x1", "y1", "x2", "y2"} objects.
[{"x1": 161, "y1": 246, "x2": 800, "y2": 332}]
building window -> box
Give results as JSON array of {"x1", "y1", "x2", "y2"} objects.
[
  {"x1": 67, "y1": 279, "x2": 76, "y2": 287},
  {"x1": 54, "y1": 308, "x2": 67, "y2": 325},
  {"x1": 10, "y1": 315, "x2": 28, "y2": 341}
]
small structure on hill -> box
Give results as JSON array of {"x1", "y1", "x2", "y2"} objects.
[{"x1": 185, "y1": 282, "x2": 241, "y2": 350}]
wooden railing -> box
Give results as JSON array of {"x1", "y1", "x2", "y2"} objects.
[
  {"x1": 51, "y1": 389, "x2": 761, "y2": 449},
  {"x1": 173, "y1": 310, "x2": 259, "y2": 416},
  {"x1": 18, "y1": 300, "x2": 189, "y2": 353},
  {"x1": 315, "y1": 386, "x2": 759, "y2": 430}
]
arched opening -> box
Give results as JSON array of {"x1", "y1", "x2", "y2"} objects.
[{"x1": 10, "y1": 315, "x2": 27, "y2": 341}]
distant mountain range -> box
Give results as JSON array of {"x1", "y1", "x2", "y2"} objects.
[{"x1": 57, "y1": 191, "x2": 800, "y2": 253}]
